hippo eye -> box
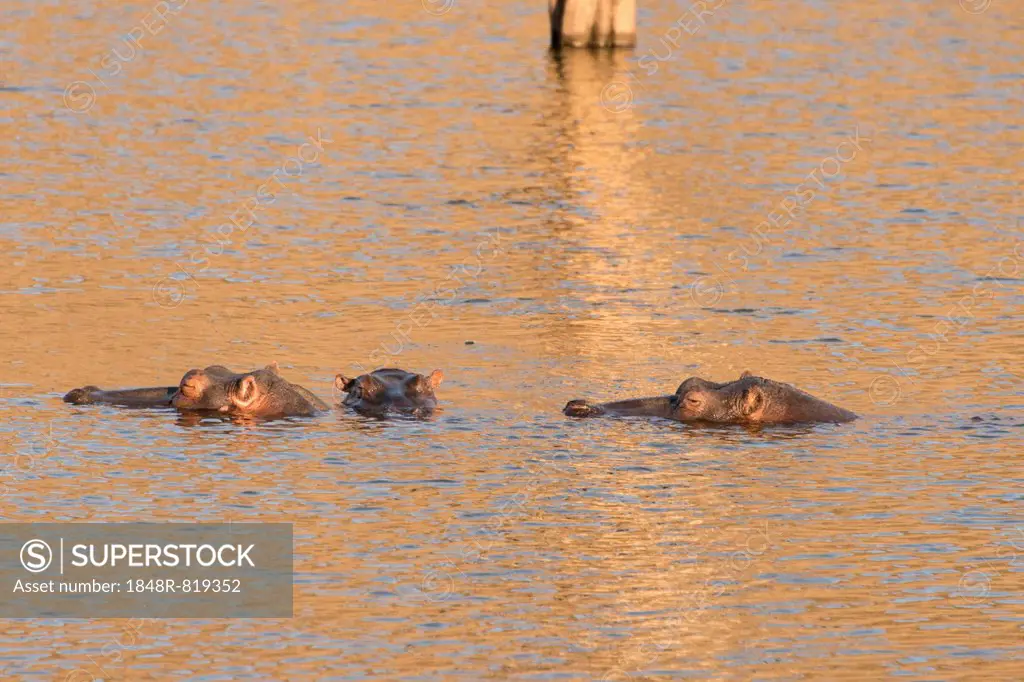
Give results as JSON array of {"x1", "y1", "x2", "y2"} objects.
[
  {"x1": 684, "y1": 395, "x2": 703, "y2": 407},
  {"x1": 357, "y1": 381, "x2": 381, "y2": 401}
]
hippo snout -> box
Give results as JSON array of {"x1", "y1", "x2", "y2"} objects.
[
  {"x1": 177, "y1": 371, "x2": 206, "y2": 399},
  {"x1": 63, "y1": 386, "x2": 100, "y2": 404},
  {"x1": 564, "y1": 400, "x2": 603, "y2": 418}
]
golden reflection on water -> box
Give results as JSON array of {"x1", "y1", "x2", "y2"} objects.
[{"x1": 1, "y1": 0, "x2": 1021, "y2": 679}]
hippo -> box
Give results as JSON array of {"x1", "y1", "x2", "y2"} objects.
[
  {"x1": 63, "y1": 384, "x2": 178, "y2": 409},
  {"x1": 564, "y1": 371, "x2": 858, "y2": 425},
  {"x1": 64, "y1": 363, "x2": 329, "y2": 420},
  {"x1": 334, "y1": 368, "x2": 443, "y2": 417},
  {"x1": 173, "y1": 363, "x2": 329, "y2": 419}
]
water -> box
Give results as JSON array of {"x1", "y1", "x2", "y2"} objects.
[{"x1": 1, "y1": 0, "x2": 1021, "y2": 679}]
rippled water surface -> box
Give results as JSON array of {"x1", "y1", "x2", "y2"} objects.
[{"x1": 1, "y1": 0, "x2": 1022, "y2": 679}]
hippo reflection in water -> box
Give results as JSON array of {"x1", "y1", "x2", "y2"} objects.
[
  {"x1": 334, "y1": 368, "x2": 443, "y2": 417},
  {"x1": 65, "y1": 364, "x2": 442, "y2": 420},
  {"x1": 564, "y1": 371, "x2": 858, "y2": 425}
]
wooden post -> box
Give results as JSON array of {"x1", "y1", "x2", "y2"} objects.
[{"x1": 550, "y1": 0, "x2": 636, "y2": 49}]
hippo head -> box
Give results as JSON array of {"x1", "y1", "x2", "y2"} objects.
[
  {"x1": 671, "y1": 372, "x2": 762, "y2": 423},
  {"x1": 171, "y1": 365, "x2": 240, "y2": 411},
  {"x1": 334, "y1": 368, "x2": 443, "y2": 416},
  {"x1": 172, "y1": 363, "x2": 326, "y2": 419},
  {"x1": 672, "y1": 371, "x2": 857, "y2": 424}
]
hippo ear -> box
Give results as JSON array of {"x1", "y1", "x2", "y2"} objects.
[
  {"x1": 741, "y1": 384, "x2": 765, "y2": 417},
  {"x1": 412, "y1": 370, "x2": 443, "y2": 394},
  {"x1": 740, "y1": 370, "x2": 753, "y2": 379},
  {"x1": 334, "y1": 374, "x2": 357, "y2": 392},
  {"x1": 230, "y1": 375, "x2": 260, "y2": 409},
  {"x1": 265, "y1": 361, "x2": 281, "y2": 376}
]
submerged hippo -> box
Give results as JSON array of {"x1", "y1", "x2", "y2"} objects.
[
  {"x1": 334, "y1": 368, "x2": 443, "y2": 416},
  {"x1": 564, "y1": 371, "x2": 858, "y2": 425},
  {"x1": 63, "y1": 384, "x2": 178, "y2": 409},
  {"x1": 173, "y1": 363, "x2": 329, "y2": 418},
  {"x1": 64, "y1": 363, "x2": 329, "y2": 420}
]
